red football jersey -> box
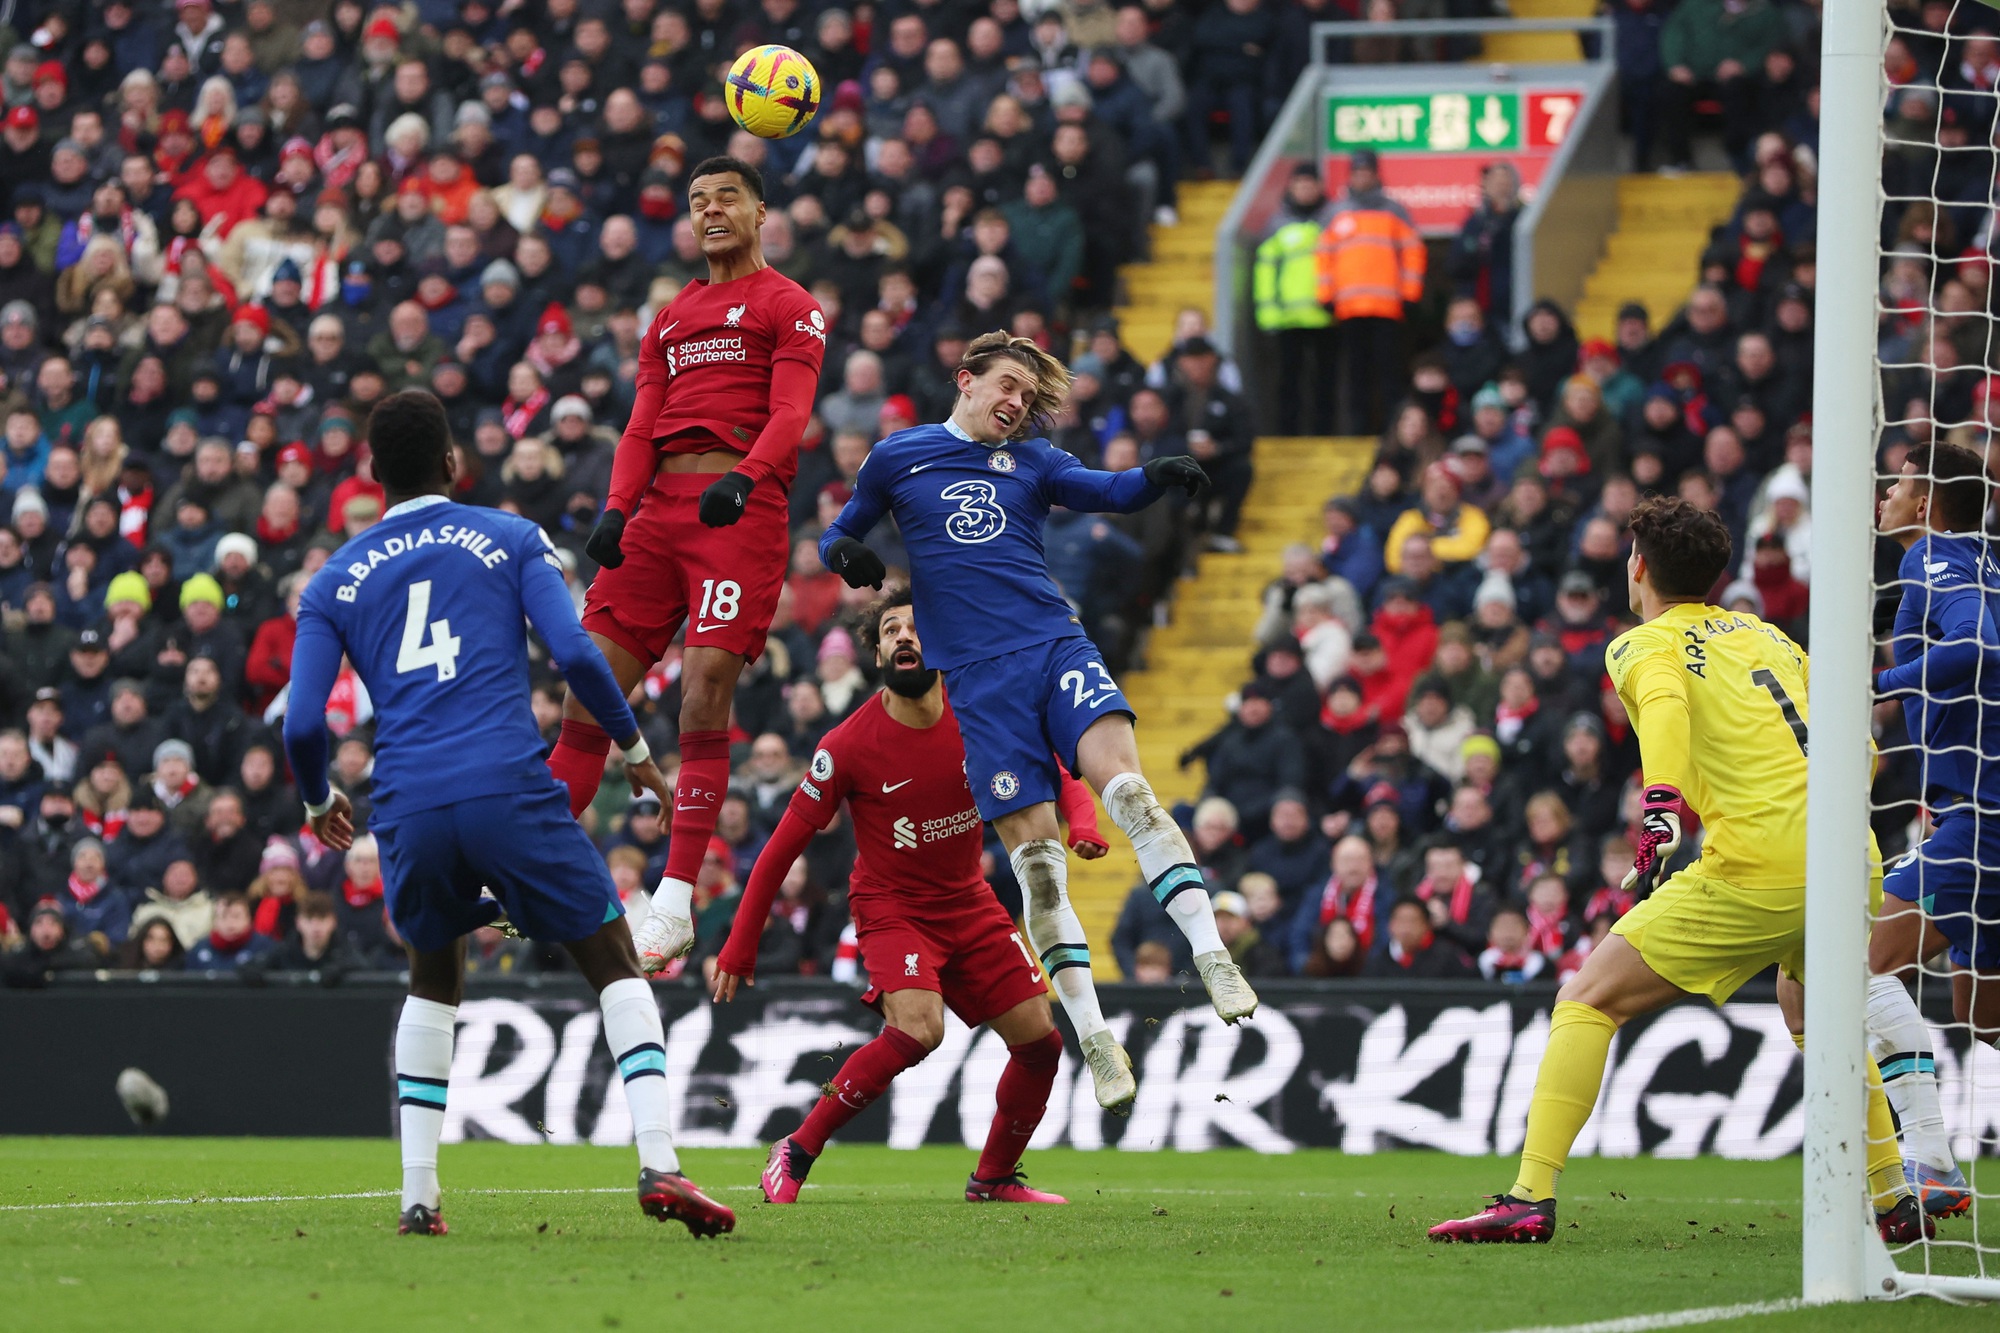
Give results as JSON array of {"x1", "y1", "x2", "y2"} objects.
[
  {"x1": 789, "y1": 691, "x2": 988, "y2": 907},
  {"x1": 635, "y1": 265, "x2": 825, "y2": 486}
]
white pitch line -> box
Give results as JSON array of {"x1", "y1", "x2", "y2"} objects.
[
  {"x1": 0, "y1": 1186, "x2": 642, "y2": 1213},
  {"x1": 1484, "y1": 1298, "x2": 1806, "y2": 1333}
]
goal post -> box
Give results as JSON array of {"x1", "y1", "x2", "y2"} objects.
[
  {"x1": 1801, "y1": 0, "x2": 1887, "y2": 1303},
  {"x1": 1808, "y1": 0, "x2": 2000, "y2": 1304}
]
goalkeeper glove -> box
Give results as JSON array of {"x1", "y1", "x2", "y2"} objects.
[
  {"x1": 1622, "y1": 784, "x2": 1691, "y2": 896},
  {"x1": 1143, "y1": 454, "x2": 1210, "y2": 500},
  {"x1": 584, "y1": 508, "x2": 627, "y2": 569},
  {"x1": 825, "y1": 536, "x2": 886, "y2": 590},
  {"x1": 698, "y1": 471, "x2": 754, "y2": 527}
]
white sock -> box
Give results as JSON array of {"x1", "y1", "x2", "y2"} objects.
[
  {"x1": 1100, "y1": 772, "x2": 1225, "y2": 956},
  {"x1": 395, "y1": 996, "x2": 456, "y2": 1211},
  {"x1": 1010, "y1": 838, "x2": 1109, "y2": 1041},
  {"x1": 600, "y1": 976, "x2": 680, "y2": 1173},
  {"x1": 653, "y1": 875, "x2": 694, "y2": 919},
  {"x1": 1867, "y1": 972, "x2": 1955, "y2": 1169}
]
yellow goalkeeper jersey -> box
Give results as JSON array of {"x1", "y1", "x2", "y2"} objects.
[{"x1": 1605, "y1": 602, "x2": 1810, "y2": 890}]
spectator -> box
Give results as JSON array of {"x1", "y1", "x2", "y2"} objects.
[
  {"x1": 1181, "y1": 681, "x2": 1305, "y2": 835},
  {"x1": 1318, "y1": 150, "x2": 1425, "y2": 434},
  {"x1": 185, "y1": 889, "x2": 275, "y2": 970},
  {"x1": 1211, "y1": 888, "x2": 1286, "y2": 978},
  {"x1": 1658, "y1": 0, "x2": 1785, "y2": 171},
  {"x1": 1287, "y1": 834, "x2": 1387, "y2": 970},
  {"x1": 55, "y1": 835, "x2": 131, "y2": 947},
  {"x1": 3, "y1": 903, "x2": 99, "y2": 985},
  {"x1": 129, "y1": 856, "x2": 213, "y2": 950},
  {"x1": 334, "y1": 832, "x2": 389, "y2": 962},
  {"x1": 120, "y1": 917, "x2": 187, "y2": 972},
  {"x1": 1477, "y1": 907, "x2": 1549, "y2": 984},
  {"x1": 1254, "y1": 165, "x2": 1335, "y2": 436},
  {"x1": 1363, "y1": 897, "x2": 1473, "y2": 979},
  {"x1": 246, "y1": 889, "x2": 359, "y2": 981},
  {"x1": 1246, "y1": 791, "x2": 1332, "y2": 904},
  {"x1": 1448, "y1": 164, "x2": 1522, "y2": 325}
]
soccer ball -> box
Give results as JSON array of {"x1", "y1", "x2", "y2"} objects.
[{"x1": 725, "y1": 44, "x2": 821, "y2": 140}]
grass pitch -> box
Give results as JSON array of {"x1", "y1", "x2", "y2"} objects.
[{"x1": 2, "y1": 1140, "x2": 1993, "y2": 1332}]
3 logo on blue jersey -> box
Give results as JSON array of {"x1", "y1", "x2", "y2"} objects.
[
  {"x1": 990, "y1": 771, "x2": 1020, "y2": 800},
  {"x1": 941, "y1": 479, "x2": 1007, "y2": 544}
]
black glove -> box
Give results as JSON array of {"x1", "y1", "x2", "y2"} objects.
[
  {"x1": 698, "y1": 471, "x2": 754, "y2": 527},
  {"x1": 825, "y1": 536, "x2": 887, "y2": 590},
  {"x1": 1144, "y1": 454, "x2": 1210, "y2": 500},
  {"x1": 584, "y1": 507, "x2": 627, "y2": 569}
]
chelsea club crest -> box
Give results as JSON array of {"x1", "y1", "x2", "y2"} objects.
[{"x1": 987, "y1": 450, "x2": 1016, "y2": 473}]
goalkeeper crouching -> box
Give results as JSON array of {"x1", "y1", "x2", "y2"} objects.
[{"x1": 1429, "y1": 497, "x2": 1930, "y2": 1245}]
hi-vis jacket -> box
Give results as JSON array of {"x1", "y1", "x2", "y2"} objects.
[
  {"x1": 1316, "y1": 190, "x2": 1427, "y2": 321},
  {"x1": 1254, "y1": 217, "x2": 1332, "y2": 331}
]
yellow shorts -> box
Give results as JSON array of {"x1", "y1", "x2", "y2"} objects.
[{"x1": 1612, "y1": 869, "x2": 1805, "y2": 1003}]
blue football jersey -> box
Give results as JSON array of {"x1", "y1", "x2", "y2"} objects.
[
  {"x1": 284, "y1": 496, "x2": 636, "y2": 823},
  {"x1": 1880, "y1": 531, "x2": 2000, "y2": 808},
  {"x1": 819, "y1": 421, "x2": 1164, "y2": 669}
]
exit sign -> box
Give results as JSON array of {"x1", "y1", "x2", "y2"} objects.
[
  {"x1": 1327, "y1": 92, "x2": 1522, "y2": 153},
  {"x1": 1321, "y1": 84, "x2": 1586, "y2": 233}
]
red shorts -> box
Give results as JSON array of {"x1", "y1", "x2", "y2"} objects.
[
  {"x1": 581, "y1": 471, "x2": 788, "y2": 666},
  {"x1": 854, "y1": 890, "x2": 1048, "y2": 1029}
]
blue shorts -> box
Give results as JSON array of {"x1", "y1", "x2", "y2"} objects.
[
  {"x1": 373, "y1": 785, "x2": 622, "y2": 953},
  {"x1": 1882, "y1": 806, "x2": 2000, "y2": 969},
  {"x1": 946, "y1": 635, "x2": 1134, "y2": 820}
]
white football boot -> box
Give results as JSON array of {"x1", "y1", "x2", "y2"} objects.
[
  {"x1": 1081, "y1": 1030, "x2": 1137, "y2": 1115},
  {"x1": 1195, "y1": 950, "x2": 1259, "y2": 1024}
]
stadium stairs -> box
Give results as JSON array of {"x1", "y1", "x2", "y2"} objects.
[
  {"x1": 1064, "y1": 392, "x2": 1374, "y2": 967},
  {"x1": 1571, "y1": 173, "x2": 1742, "y2": 341},
  {"x1": 1069, "y1": 179, "x2": 1379, "y2": 974}
]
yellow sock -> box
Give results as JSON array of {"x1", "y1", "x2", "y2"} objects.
[
  {"x1": 1512, "y1": 1000, "x2": 1618, "y2": 1203},
  {"x1": 1865, "y1": 1053, "x2": 1909, "y2": 1212},
  {"x1": 1791, "y1": 1032, "x2": 1908, "y2": 1212}
]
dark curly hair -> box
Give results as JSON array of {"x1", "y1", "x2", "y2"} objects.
[
  {"x1": 1628, "y1": 495, "x2": 1732, "y2": 598},
  {"x1": 857, "y1": 584, "x2": 914, "y2": 660}
]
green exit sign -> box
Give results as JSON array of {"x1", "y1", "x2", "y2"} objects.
[{"x1": 1327, "y1": 92, "x2": 1522, "y2": 153}]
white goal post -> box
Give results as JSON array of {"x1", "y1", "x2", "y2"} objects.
[{"x1": 1806, "y1": 0, "x2": 2000, "y2": 1304}]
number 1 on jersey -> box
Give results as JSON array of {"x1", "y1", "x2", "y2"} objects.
[
  {"x1": 398, "y1": 579, "x2": 462, "y2": 681},
  {"x1": 1751, "y1": 667, "x2": 1808, "y2": 756}
]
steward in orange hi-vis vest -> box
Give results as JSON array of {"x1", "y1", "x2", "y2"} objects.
[{"x1": 1316, "y1": 190, "x2": 1427, "y2": 321}]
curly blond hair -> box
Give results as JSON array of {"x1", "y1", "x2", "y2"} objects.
[{"x1": 955, "y1": 331, "x2": 1072, "y2": 441}]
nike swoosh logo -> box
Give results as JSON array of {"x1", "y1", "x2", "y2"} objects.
[
  {"x1": 659, "y1": 320, "x2": 679, "y2": 341},
  {"x1": 910, "y1": 463, "x2": 933, "y2": 473},
  {"x1": 676, "y1": 804, "x2": 710, "y2": 812},
  {"x1": 695, "y1": 622, "x2": 726, "y2": 632},
  {"x1": 881, "y1": 780, "x2": 912, "y2": 793}
]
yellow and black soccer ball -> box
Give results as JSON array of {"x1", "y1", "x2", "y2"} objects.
[{"x1": 725, "y1": 44, "x2": 821, "y2": 140}]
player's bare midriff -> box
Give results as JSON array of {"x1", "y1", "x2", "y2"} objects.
[{"x1": 655, "y1": 444, "x2": 746, "y2": 475}]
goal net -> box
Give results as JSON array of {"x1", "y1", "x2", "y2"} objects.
[{"x1": 1808, "y1": 0, "x2": 2000, "y2": 1303}]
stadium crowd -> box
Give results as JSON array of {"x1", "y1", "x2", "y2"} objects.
[{"x1": 0, "y1": 0, "x2": 1928, "y2": 990}]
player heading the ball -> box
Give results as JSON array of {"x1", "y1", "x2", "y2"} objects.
[
  {"x1": 281, "y1": 389, "x2": 734, "y2": 1239},
  {"x1": 545, "y1": 156, "x2": 826, "y2": 976},
  {"x1": 818, "y1": 332, "x2": 1258, "y2": 1114}
]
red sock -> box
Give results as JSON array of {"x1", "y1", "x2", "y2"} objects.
[
  {"x1": 663, "y1": 730, "x2": 731, "y2": 884},
  {"x1": 794, "y1": 1025, "x2": 930, "y2": 1155},
  {"x1": 975, "y1": 1030, "x2": 1063, "y2": 1181},
  {"x1": 549, "y1": 720, "x2": 611, "y2": 818}
]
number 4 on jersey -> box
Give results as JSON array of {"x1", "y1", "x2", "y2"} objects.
[{"x1": 398, "y1": 579, "x2": 463, "y2": 681}]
